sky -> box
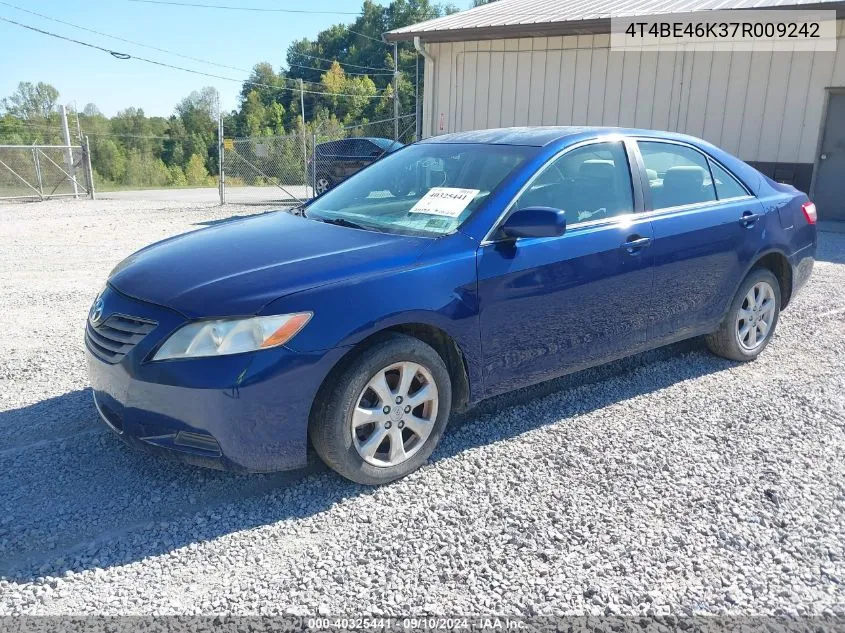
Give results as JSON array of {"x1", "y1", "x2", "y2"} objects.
[{"x1": 0, "y1": 0, "x2": 435, "y2": 118}]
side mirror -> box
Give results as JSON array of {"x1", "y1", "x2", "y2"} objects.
[{"x1": 500, "y1": 207, "x2": 566, "y2": 240}]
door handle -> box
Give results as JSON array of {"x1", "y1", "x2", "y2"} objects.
[
  {"x1": 622, "y1": 236, "x2": 652, "y2": 254},
  {"x1": 740, "y1": 211, "x2": 761, "y2": 227}
]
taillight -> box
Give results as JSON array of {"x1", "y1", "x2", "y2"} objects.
[{"x1": 801, "y1": 201, "x2": 817, "y2": 224}]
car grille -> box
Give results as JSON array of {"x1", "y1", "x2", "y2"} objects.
[{"x1": 85, "y1": 314, "x2": 157, "y2": 364}]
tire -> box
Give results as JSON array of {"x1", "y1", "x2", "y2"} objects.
[
  {"x1": 310, "y1": 333, "x2": 452, "y2": 485},
  {"x1": 315, "y1": 175, "x2": 333, "y2": 196},
  {"x1": 705, "y1": 267, "x2": 781, "y2": 362}
]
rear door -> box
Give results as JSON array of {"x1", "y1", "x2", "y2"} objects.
[
  {"x1": 477, "y1": 139, "x2": 655, "y2": 397},
  {"x1": 635, "y1": 139, "x2": 766, "y2": 342}
]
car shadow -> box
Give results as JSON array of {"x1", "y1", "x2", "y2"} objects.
[
  {"x1": 0, "y1": 338, "x2": 732, "y2": 582},
  {"x1": 816, "y1": 229, "x2": 845, "y2": 263}
]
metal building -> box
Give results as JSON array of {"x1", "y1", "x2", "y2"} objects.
[{"x1": 386, "y1": 0, "x2": 845, "y2": 221}]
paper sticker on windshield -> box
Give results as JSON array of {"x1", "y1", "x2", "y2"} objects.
[{"x1": 409, "y1": 187, "x2": 480, "y2": 218}]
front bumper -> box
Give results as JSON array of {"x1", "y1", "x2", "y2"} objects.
[{"x1": 86, "y1": 285, "x2": 347, "y2": 472}]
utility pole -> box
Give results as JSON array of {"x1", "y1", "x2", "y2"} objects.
[
  {"x1": 299, "y1": 78, "x2": 309, "y2": 198},
  {"x1": 60, "y1": 104, "x2": 79, "y2": 199},
  {"x1": 393, "y1": 42, "x2": 400, "y2": 141}
]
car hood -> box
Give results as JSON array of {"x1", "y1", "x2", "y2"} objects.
[{"x1": 109, "y1": 211, "x2": 432, "y2": 318}]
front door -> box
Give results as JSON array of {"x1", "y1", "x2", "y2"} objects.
[
  {"x1": 814, "y1": 92, "x2": 845, "y2": 222},
  {"x1": 477, "y1": 140, "x2": 654, "y2": 397}
]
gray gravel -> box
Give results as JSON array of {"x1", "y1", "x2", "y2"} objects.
[{"x1": 0, "y1": 198, "x2": 843, "y2": 616}]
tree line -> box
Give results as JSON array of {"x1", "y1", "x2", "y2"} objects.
[{"x1": 0, "y1": 0, "x2": 457, "y2": 190}]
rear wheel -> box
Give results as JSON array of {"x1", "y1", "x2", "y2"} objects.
[
  {"x1": 311, "y1": 334, "x2": 452, "y2": 485},
  {"x1": 706, "y1": 268, "x2": 781, "y2": 361}
]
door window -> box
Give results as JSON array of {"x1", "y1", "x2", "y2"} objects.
[
  {"x1": 639, "y1": 141, "x2": 717, "y2": 209},
  {"x1": 708, "y1": 159, "x2": 749, "y2": 200},
  {"x1": 513, "y1": 142, "x2": 634, "y2": 223}
]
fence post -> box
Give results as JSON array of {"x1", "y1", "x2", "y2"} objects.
[
  {"x1": 218, "y1": 113, "x2": 225, "y2": 205},
  {"x1": 83, "y1": 136, "x2": 96, "y2": 200},
  {"x1": 311, "y1": 131, "x2": 318, "y2": 197},
  {"x1": 393, "y1": 42, "x2": 400, "y2": 141},
  {"x1": 31, "y1": 143, "x2": 44, "y2": 200},
  {"x1": 299, "y1": 79, "x2": 309, "y2": 200}
]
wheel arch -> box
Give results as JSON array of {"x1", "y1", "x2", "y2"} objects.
[
  {"x1": 308, "y1": 322, "x2": 473, "y2": 439},
  {"x1": 750, "y1": 249, "x2": 793, "y2": 309}
]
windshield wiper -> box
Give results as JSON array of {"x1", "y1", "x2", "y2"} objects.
[{"x1": 318, "y1": 217, "x2": 367, "y2": 230}]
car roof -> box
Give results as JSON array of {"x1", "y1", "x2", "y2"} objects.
[
  {"x1": 418, "y1": 126, "x2": 702, "y2": 147},
  {"x1": 365, "y1": 137, "x2": 404, "y2": 149}
]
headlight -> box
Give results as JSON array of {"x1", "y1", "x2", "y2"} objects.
[{"x1": 153, "y1": 312, "x2": 312, "y2": 360}]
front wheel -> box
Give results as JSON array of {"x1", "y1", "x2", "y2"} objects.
[
  {"x1": 310, "y1": 334, "x2": 452, "y2": 485},
  {"x1": 706, "y1": 268, "x2": 781, "y2": 362}
]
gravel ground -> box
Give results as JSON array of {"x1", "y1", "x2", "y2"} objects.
[{"x1": 0, "y1": 198, "x2": 843, "y2": 617}]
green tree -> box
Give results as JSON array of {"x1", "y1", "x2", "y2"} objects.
[
  {"x1": 1, "y1": 81, "x2": 59, "y2": 120},
  {"x1": 167, "y1": 164, "x2": 187, "y2": 187},
  {"x1": 93, "y1": 138, "x2": 127, "y2": 183},
  {"x1": 185, "y1": 153, "x2": 211, "y2": 185},
  {"x1": 123, "y1": 152, "x2": 169, "y2": 187},
  {"x1": 242, "y1": 90, "x2": 268, "y2": 136},
  {"x1": 176, "y1": 87, "x2": 219, "y2": 173}
]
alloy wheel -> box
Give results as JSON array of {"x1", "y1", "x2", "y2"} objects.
[
  {"x1": 351, "y1": 361, "x2": 439, "y2": 467},
  {"x1": 316, "y1": 177, "x2": 330, "y2": 195},
  {"x1": 735, "y1": 281, "x2": 776, "y2": 351}
]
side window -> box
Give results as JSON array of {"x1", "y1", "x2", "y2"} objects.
[
  {"x1": 514, "y1": 142, "x2": 634, "y2": 223},
  {"x1": 343, "y1": 140, "x2": 361, "y2": 157},
  {"x1": 639, "y1": 141, "x2": 717, "y2": 209},
  {"x1": 347, "y1": 139, "x2": 381, "y2": 157},
  {"x1": 364, "y1": 140, "x2": 384, "y2": 157},
  {"x1": 709, "y1": 159, "x2": 749, "y2": 200}
]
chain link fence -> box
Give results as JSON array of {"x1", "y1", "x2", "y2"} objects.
[
  {"x1": 221, "y1": 115, "x2": 416, "y2": 206},
  {"x1": 221, "y1": 129, "x2": 311, "y2": 205},
  {"x1": 309, "y1": 115, "x2": 417, "y2": 197},
  {"x1": 0, "y1": 143, "x2": 94, "y2": 201}
]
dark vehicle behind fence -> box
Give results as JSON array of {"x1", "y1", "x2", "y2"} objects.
[{"x1": 308, "y1": 137, "x2": 404, "y2": 195}]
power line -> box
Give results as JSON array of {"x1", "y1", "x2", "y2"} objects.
[
  {"x1": 126, "y1": 0, "x2": 361, "y2": 14},
  {"x1": 0, "y1": 16, "x2": 390, "y2": 100},
  {"x1": 346, "y1": 27, "x2": 390, "y2": 46},
  {"x1": 293, "y1": 51, "x2": 394, "y2": 74},
  {"x1": 1, "y1": 1, "x2": 400, "y2": 78},
  {"x1": 125, "y1": 0, "x2": 392, "y2": 46},
  {"x1": 0, "y1": 0, "x2": 250, "y2": 73},
  {"x1": 0, "y1": 1, "x2": 387, "y2": 85}
]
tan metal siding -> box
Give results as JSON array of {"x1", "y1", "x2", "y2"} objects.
[{"x1": 422, "y1": 25, "x2": 845, "y2": 164}]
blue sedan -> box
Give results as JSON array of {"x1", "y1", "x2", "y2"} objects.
[{"x1": 86, "y1": 127, "x2": 817, "y2": 484}]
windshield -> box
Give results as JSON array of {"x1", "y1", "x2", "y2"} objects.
[{"x1": 306, "y1": 143, "x2": 536, "y2": 237}]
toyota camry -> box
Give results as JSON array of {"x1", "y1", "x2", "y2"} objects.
[{"x1": 85, "y1": 127, "x2": 817, "y2": 485}]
